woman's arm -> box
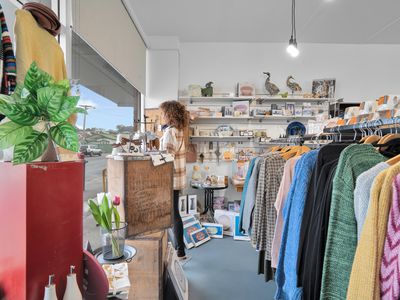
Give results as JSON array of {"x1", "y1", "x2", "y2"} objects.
[{"x1": 163, "y1": 128, "x2": 177, "y2": 156}]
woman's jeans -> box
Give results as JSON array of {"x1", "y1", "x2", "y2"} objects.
[{"x1": 173, "y1": 190, "x2": 186, "y2": 257}]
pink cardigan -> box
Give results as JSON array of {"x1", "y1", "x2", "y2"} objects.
[
  {"x1": 271, "y1": 156, "x2": 300, "y2": 268},
  {"x1": 380, "y1": 173, "x2": 400, "y2": 300}
]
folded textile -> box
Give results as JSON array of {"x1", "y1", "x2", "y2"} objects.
[{"x1": 22, "y1": 2, "x2": 61, "y2": 36}]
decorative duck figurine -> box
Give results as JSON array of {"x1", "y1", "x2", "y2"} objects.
[
  {"x1": 263, "y1": 72, "x2": 280, "y2": 96},
  {"x1": 201, "y1": 82, "x2": 214, "y2": 97},
  {"x1": 286, "y1": 76, "x2": 302, "y2": 95}
]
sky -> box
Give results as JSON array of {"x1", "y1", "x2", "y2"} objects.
[{"x1": 73, "y1": 85, "x2": 134, "y2": 130}]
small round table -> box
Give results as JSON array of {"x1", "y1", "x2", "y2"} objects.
[{"x1": 191, "y1": 183, "x2": 228, "y2": 215}]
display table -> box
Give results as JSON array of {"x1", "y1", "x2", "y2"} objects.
[{"x1": 191, "y1": 182, "x2": 229, "y2": 214}]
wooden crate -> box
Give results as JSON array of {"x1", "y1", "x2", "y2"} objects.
[
  {"x1": 126, "y1": 231, "x2": 168, "y2": 300},
  {"x1": 107, "y1": 158, "x2": 173, "y2": 237}
]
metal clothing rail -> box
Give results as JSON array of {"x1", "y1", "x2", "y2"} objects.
[{"x1": 323, "y1": 118, "x2": 400, "y2": 134}]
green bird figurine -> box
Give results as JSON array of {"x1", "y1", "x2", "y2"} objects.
[{"x1": 201, "y1": 82, "x2": 214, "y2": 97}]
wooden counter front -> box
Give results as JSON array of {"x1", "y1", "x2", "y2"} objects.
[{"x1": 107, "y1": 157, "x2": 173, "y2": 237}]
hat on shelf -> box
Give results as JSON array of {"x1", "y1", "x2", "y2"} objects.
[{"x1": 22, "y1": 2, "x2": 61, "y2": 36}]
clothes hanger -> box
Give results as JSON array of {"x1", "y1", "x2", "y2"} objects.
[
  {"x1": 386, "y1": 154, "x2": 400, "y2": 166},
  {"x1": 377, "y1": 118, "x2": 400, "y2": 145},
  {"x1": 358, "y1": 122, "x2": 369, "y2": 143},
  {"x1": 270, "y1": 145, "x2": 282, "y2": 152}
]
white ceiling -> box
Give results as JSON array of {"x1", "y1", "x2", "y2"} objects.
[{"x1": 127, "y1": 0, "x2": 400, "y2": 44}]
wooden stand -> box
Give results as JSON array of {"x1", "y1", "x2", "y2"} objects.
[
  {"x1": 0, "y1": 161, "x2": 84, "y2": 300},
  {"x1": 107, "y1": 157, "x2": 174, "y2": 237},
  {"x1": 125, "y1": 231, "x2": 168, "y2": 300}
]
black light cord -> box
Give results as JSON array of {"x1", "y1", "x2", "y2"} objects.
[
  {"x1": 290, "y1": 0, "x2": 296, "y2": 41},
  {"x1": 293, "y1": 0, "x2": 296, "y2": 40}
]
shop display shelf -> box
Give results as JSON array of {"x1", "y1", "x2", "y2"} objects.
[
  {"x1": 190, "y1": 135, "x2": 254, "y2": 141},
  {"x1": 180, "y1": 96, "x2": 338, "y2": 104}
]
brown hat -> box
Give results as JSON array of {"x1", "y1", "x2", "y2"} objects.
[{"x1": 22, "y1": 2, "x2": 61, "y2": 36}]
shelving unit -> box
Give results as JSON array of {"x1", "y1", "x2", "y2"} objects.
[
  {"x1": 192, "y1": 115, "x2": 316, "y2": 124},
  {"x1": 180, "y1": 96, "x2": 339, "y2": 104},
  {"x1": 190, "y1": 136, "x2": 253, "y2": 142}
]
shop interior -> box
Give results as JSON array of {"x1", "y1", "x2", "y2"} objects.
[{"x1": 1, "y1": 0, "x2": 400, "y2": 299}]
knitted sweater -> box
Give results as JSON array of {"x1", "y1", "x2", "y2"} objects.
[
  {"x1": 380, "y1": 173, "x2": 400, "y2": 300},
  {"x1": 354, "y1": 162, "x2": 389, "y2": 240},
  {"x1": 321, "y1": 144, "x2": 385, "y2": 300},
  {"x1": 275, "y1": 150, "x2": 318, "y2": 300},
  {"x1": 347, "y1": 163, "x2": 400, "y2": 300}
]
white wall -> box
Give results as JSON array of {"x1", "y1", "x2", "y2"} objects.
[
  {"x1": 146, "y1": 41, "x2": 400, "y2": 206},
  {"x1": 146, "y1": 50, "x2": 179, "y2": 108},
  {"x1": 180, "y1": 42, "x2": 400, "y2": 103}
]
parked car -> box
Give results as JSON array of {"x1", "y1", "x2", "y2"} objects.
[{"x1": 79, "y1": 145, "x2": 102, "y2": 157}]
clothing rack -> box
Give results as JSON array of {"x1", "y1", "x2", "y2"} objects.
[{"x1": 323, "y1": 118, "x2": 400, "y2": 134}]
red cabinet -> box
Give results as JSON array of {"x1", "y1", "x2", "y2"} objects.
[{"x1": 0, "y1": 161, "x2": 84, "y2": 300}]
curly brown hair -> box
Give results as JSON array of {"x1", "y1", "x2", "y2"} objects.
[{"x1": 160, "y1": 100, "x2": 189, "y2": 130}]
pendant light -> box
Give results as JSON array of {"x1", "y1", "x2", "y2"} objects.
[{"x1": 287, "y1": 0, "x2": 299, "y2": 57}]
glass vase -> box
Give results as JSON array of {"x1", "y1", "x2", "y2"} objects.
[{"x1": 100, "y1": 222, "x2": 127, "y2": 260}]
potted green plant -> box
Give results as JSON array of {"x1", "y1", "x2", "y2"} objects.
[
  {"x1": 0, "y1": 62, "x2": 85, "y2": 164},
  {"x1": 88, "y1": 194, "x2": 126, "y2": 260}
]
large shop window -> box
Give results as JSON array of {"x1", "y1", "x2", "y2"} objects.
[{"x1": 71, "y1": 31, "x2": 141, "y2": 198}]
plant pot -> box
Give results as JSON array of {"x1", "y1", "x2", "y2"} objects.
[{"x1": 100, "y1": 222, "x2": 127, "y2": 260}]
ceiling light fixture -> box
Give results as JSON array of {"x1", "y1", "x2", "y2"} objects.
[{"x1": 287, "y1": 0, "x2": 299, "y2": 57}]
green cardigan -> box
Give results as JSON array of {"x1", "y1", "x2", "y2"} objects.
[{"x1": 320, "y1": 144, "x2": 386, "y2": 300}]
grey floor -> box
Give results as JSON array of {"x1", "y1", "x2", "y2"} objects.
[{"x1": 183, "y1": 237, "x2": 276, "y2": 300}]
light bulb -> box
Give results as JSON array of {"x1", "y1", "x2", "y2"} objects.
[{"x1": 286, "y1": 43, "x2": 299, "y2": 57}]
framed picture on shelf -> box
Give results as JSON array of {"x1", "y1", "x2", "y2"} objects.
[
  {"x1": 233, "y1": 101, "x2": 250, "y2": 117},
  {"x1": 202, "y1": 223, "x2": 224, "y2": 238},
  {"x1": 312, "y1": 79, "x2": 336, "y2": 98},
  {"x1": 223, "y1": 106, "x2": 234, "y2": 117},
  {"x1": 227, "y1": 201, "x2": 235, "y2": 212},
  {"x1": 190, "y1": 228, "x2": 211, "y2": 247},
  {"x1": 237, "y1": 83, "x2": 256, "y2": 97},
  {"x1": 179, "y1": 195, "x2": 188, "y2": 216},
  {"x1": 188, "y1": 195, "x2": 197, "y2": 214},
  {"x1": 285, "y1": 102, "x2": 295, "y2": 116},
  {"x1": 183, "y1": 221, "x2": 202, "y2": 249}
]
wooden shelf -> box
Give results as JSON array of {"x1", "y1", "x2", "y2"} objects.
[
  {"x1": 191, "y1": 115, "x2": 316, "y2": 124},
  {"x1": 180, "y1": 96, "x2": 338, "y2": 103},
  {"x1": 190, "y1": 136, "x2": 254, "y2": 141}
]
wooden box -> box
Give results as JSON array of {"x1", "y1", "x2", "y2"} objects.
[
  {"x1": 107, "y1": 157, "x2": 173, "y2": 237},
  {"x1": 126, "y1": 231, "x2": 168, "y2": 300}
]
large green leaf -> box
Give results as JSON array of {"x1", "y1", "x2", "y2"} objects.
[
  {"x1": 101, "y1": 195, "x2": 111, "y2": 230},
  {"x1": 1, "y1": 102, "x2": 40, "y2": 126},
  {"x1": 24, "y1": 62, "x2": 41, "y2": 94},
  {"x1": 88, "y1": 199, "x2": 103, "y2": 226},
  {"x1": 24, "y1": 62, "x2": 54, "y2": 96},
  {"x1": 50, "y1": 96, "x2": 80, "y2": 122},
  {"x1": 37, "y1": 86, "x2": 64, "y2": 116},
  {"x1": 53, "y1": 79, "x2": 70, "y2": 94},
  {"x1": 49, "y1": 121, "x2": 79, "y2": 152},
  {"x1": 0, "y1": 94, "x2": 15, "y2": 104},
  {"x1": 0, "y1": 121, "x2": 33, "y2": 149},
  {"x1": 13, "y1": 131, "x2": 48, "y2": 164}
]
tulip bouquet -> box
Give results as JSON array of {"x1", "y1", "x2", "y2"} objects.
[{"x1": 88, "y1": 194, "x2": 125, "y2": 259}]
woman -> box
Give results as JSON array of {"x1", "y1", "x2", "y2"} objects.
[{"x1": 160, "y1": 100, "x2": 189, "y2": 261}]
